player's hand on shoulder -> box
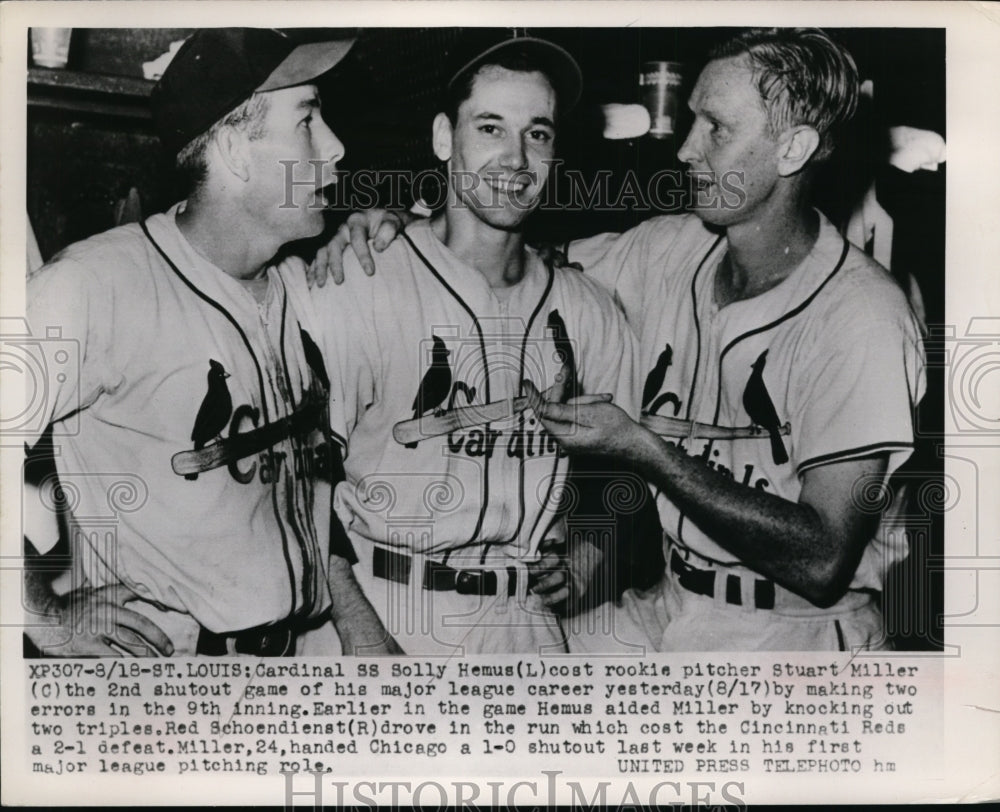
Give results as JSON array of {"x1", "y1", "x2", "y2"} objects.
[
  {"x1": 308, "y1": 209, "x2": 414, "y2": 288},
  {"x1": 534, "y1": 242, "x2": 583, "y2": 272},
  {"x1": 28, "y1": 584, "x2": 174, "y2": 657}
]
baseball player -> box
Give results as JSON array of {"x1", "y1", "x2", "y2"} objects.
[
  {"x1": 329, "y1": 29, "x2": 926, "y2": 652},
  {"x1": 23, "y1": 29, "x2": 397, "y2": 656},
  {"x1": 310, "y1": 32, "x2": 637, "y2": 655},
  {"x1": 527, "y1": 28, "x2": 926, "y2": 651}
]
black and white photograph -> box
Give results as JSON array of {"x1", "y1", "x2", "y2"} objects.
[{"x1": 1, "y1": 1, "x2": 997, "y2": 807}]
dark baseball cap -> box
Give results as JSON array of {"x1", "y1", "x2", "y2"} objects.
[
  {"x1": 151, "y1": 28, "x2": 355, "y2": 156},
  {"x1": 446, "y1": 29, "x2": 582, "y2": 113}
]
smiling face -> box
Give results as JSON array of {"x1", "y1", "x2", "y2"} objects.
[
  {"x1": 677, "y1": 56, "x2": 785, "y2": 229},
  {"x1": 434, "y1": 65, "x2": 557, "y2": 233},
  {"x1": 242, "y1": 84, "x2": 344, "y2": 244}
]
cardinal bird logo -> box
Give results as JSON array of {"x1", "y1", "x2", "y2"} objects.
[
  {"x1": 742, "y1": 349, "x2": 789, "y2": 465},
  {"x1": 547, "y1": 309, "x2": 578, "y2": 400},
  {"x1": 187, "y1": 359, "x2": 232, "y2": 479},
  {"x1": 404, "y1": 335, "x2": 452, "y2": 448},
  {"x1": 643, "y1": 343, "x2": 681, "y2": 416},
  {"x1": 299, "y1": 327, "x2": 329, "y2": 394}
]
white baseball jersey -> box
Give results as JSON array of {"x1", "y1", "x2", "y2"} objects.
[
  {"x1": 27, "y1": 204, "x2": 333, "y2": 639},
  {"x1": 311, "y1": 219, "x2": 636, "y2": 653},
  {"x1": 568, "y1": 211, "x2": 925, "y2": 606},
  {"x1": 317, "y1": 218, "x2": 637, "y2": 558}
]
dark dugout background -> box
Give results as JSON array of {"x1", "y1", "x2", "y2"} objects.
[{"x1": 26, "y1": 27, "x2": 944, "y2": 650}]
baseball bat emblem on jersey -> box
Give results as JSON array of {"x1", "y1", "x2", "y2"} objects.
[
  {"x1": 640, "y1": 413, "x2": 790, "y2": 440},
  {"x1": 171, "y1": 397, "x2": 326, "y2": 477},
  {"x1": 393, "y1": 346, "x2": 570, "y2": 446},
  {"x1": 392, "y1": 380, "x2": 567, "y2": 445}
]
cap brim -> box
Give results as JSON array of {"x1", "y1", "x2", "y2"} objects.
[
  {"x1": 448, "y1": 36, "x2": 582, "y2": 113},
  {"x1": 257, "y1": 38, "x2": 355, "y2": 92}
]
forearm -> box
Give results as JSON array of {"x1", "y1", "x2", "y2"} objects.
[
  {"x1": 326, "y1": 555, "x2": 403, "y2": 655},
  {"x1": 24, "y1": 550, "x2": 60, "y2": 612},
  {"x1": 632, "y1": 430, "x2": 851, "y2": 604}
]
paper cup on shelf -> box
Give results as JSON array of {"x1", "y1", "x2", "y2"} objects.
[
  {"x1": 31, "y1": 28, "x2": 73, "y2": 69},
  {"x1": 601, "y1": 104, "x2": 652, "y2": 140}
]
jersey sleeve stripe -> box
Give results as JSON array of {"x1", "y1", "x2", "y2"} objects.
[{"x1": 796, "y1": 441, "x2": 915, "y2": 474}]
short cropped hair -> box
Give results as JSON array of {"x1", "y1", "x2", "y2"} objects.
[
  {"x1": 444, "y1": 46, "x2": 560, "y2": 125},
  {"x1": 711, "y1": 28, "x2": 859, "y2": 162},
  {"x1": 176, "y1": 92, "x2": 271, "y2": 194}
]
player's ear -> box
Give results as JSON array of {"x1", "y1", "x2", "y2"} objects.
[
  {"x1": 432, "y1": 113, "x2": 453, "y2": 162},
  {"x1": 213, "y1": 125, "x2": 251, "y2": 183},
  {"x1": 776, "y1": 125, "x2": 820, "y2": 176}
]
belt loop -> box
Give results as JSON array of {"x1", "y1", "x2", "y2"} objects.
[
  {"x1": 494, "y1": 567, "x2": 510, "y2": 608},
  {"x1": 712, "y1": 572, "x2": 728, "y2": 608},
  {"x1": 740, "y1": 571, "x2": 756, "y2": 610},
  {"x1": 412, "y1": 550, "x2": 427, "y2": 593},
  {"x1": 509, "y1": 560, "x2": 528, "y2": 605}
]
